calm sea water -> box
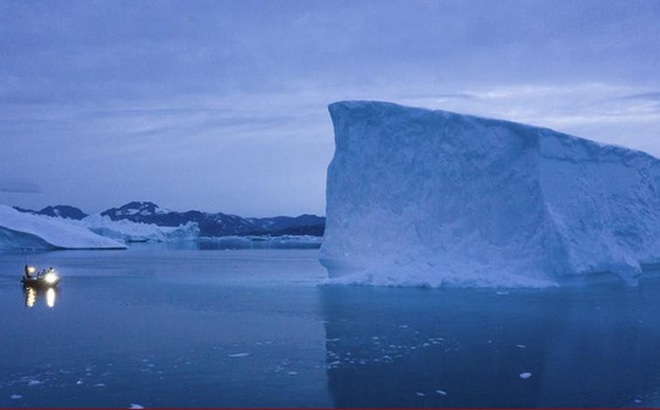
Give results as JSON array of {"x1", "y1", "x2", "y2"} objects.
[{"x1": 1, "y1": 245, "x2": 660, "y2": 408}]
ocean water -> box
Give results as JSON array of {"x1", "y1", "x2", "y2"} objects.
[{"x1": 1, "y1": 245, "x2": 660, "y2": 408}]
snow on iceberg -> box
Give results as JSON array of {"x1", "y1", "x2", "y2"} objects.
[
  {"x1": 76, "y1": 214, "x2": 199, "y2": 243},
  {"x1": 320, "y1": 101, "x2": 660, "y2": 287},
  {"x1": 0, "y1": 205, "x2": 126, "y2": 250}
]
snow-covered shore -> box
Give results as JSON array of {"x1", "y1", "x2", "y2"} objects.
[
  {"x1": 0, "y1": 204, "x2": 320, "y2": 250},
  {"x1": 0, "y1": 205, "x2": 127, "y2": 250}
]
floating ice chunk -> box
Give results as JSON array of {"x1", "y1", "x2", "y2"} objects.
[
  {"x1": 227, "y1": 353, "x2": 250, "y2": 358},
  {"x1": 436, "y1": 389, "x2": 448, "y2": 396},
  {"x1": 287, "y1": 371, "x2": 299, "y2": 376},
  {"x1": 129, "y1": 404, "x2": 144, "y2": 409},
  {"x1": 516, "y1": 344, "x2": 527, "y2": 349},
  {"x1": 519, "y1": 372, "x2": 532, "y2": 379},
  {"x1": 416, "y1": 392, "x2": 425, "y2": 397},
  {"x1": 10, "y1": 394, "x2": 22, "y2": 400}
]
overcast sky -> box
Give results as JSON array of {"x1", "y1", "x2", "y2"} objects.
[{"x1": 1, "y1": 0, "x2": 659, "y2": 216}]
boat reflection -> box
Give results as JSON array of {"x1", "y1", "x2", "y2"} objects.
[{"x1": 23, "y1": 286, "x2": 58, "y2": 308}]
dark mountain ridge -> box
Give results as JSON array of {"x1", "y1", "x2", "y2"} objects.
[
  {"x1": 13, "y1": 205, "x2": 89, "y2": 220},
  {"x1": 15, "y1": 201, "x2": 325, "y2": 237}
]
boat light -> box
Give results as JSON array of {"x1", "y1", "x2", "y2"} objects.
[{"x1": 44, "y1": 272, "x2": 59, "y2": 284}]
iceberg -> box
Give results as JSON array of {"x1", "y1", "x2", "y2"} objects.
[
  {"x1": 0, "y1": 205, "x2": 126, "y2": 250},
  {"x1": 320, "y1": 101, "x2": 660, "y2": 287},
  {"x1": 75, "y1": 214, "x2": 199, "y2": 243}
]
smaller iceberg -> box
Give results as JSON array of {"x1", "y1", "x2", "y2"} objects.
[
  {"x1": 0, "y1": 205, "x2": 126, "y2": 250},
  {"x1": 75, "y1": 214, "x2": 199, "y2": 243}
]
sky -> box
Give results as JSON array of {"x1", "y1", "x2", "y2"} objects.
[{"x1": 1, "y1": 0, "x2": 659, "y2": 217}]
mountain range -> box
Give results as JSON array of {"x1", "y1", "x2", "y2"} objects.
[{"x1": 14, "y1": 201, "x2": 325, "y2": 237}]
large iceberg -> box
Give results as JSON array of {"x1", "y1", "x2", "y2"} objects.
[
  {"x1": 320, "y1": 101, "x2": 660, "y2": 287},
  {"x1": 0, "y1": 205, "x2": 127, "y2": 250}
]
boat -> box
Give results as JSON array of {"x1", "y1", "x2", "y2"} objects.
[{"x1": 21, "y1": 266, "x2": 61, "y2": 288}]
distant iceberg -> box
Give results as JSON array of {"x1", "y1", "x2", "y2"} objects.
[
  {"x1": 320, "y1": 101, "x2": 660, "y2": 287},
  {"x1": 0, "y1": 205, "x2": 126, "y2": 250},
  {"x1": 199, "y1": 234, "x2": 323, "y2": 249},
  {"x1": 75, "y1": 214, "x2": 199, "y2": 243}
]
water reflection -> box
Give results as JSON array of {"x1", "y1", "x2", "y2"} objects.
[
  {"x1": 320, "y1": 284, "x2": 660, "y2": 407},
  {"x1": 23, "y1": 286, "x2": 58, "y2": 308}
]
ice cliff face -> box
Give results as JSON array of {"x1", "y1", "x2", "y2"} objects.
[{"x1": 320, "y1": 101, "x2": 660, "y2": 287}]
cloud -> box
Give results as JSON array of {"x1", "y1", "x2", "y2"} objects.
[
  {"x1": 622, "y1": 92, "x2": 660, "y2": 103},
  {"x1": 0, "y1": 179, "x2": 41, "y2": 194},
  {"x1": 1, "y1": 1, "x2": 659, "y2": 214}
]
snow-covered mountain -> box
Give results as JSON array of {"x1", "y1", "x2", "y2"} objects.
[
  {"x1": 14, "y1": 201, "x2": 325, "y2": 237},
  {"x1": 14, "y1": 205, "x2": 88, "y2": 220},
  {"x1": 321, "y1": 100, "x2": 660, "y2": 288},
  {"x1": 247, "y1": 214, "x2": 326, "y2": 236},
  {"x1": 100, "y1": 201, "x2": 257, "y2": 236},
  {"x1": 100, "y1": 201, "x2": 325, "y2": 237}
]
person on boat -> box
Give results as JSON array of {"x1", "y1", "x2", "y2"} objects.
[{"x1": 24, "y1": 264, "x2": 31, "y2": 279}]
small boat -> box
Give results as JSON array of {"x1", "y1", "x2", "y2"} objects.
[{"x1": 21, "y1": 266, "x2": 61, "y2": 288}]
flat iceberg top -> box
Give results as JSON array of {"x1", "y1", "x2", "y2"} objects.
[
  {"x1": 321, "y1": 100, "x2": 660, "y2": 287},
  {"x1": 0, "y1": 205, "x2": 127, "y2": 250},
  {"x1": 329, "y1": 100, "x2": 655, "y2": 161}
]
